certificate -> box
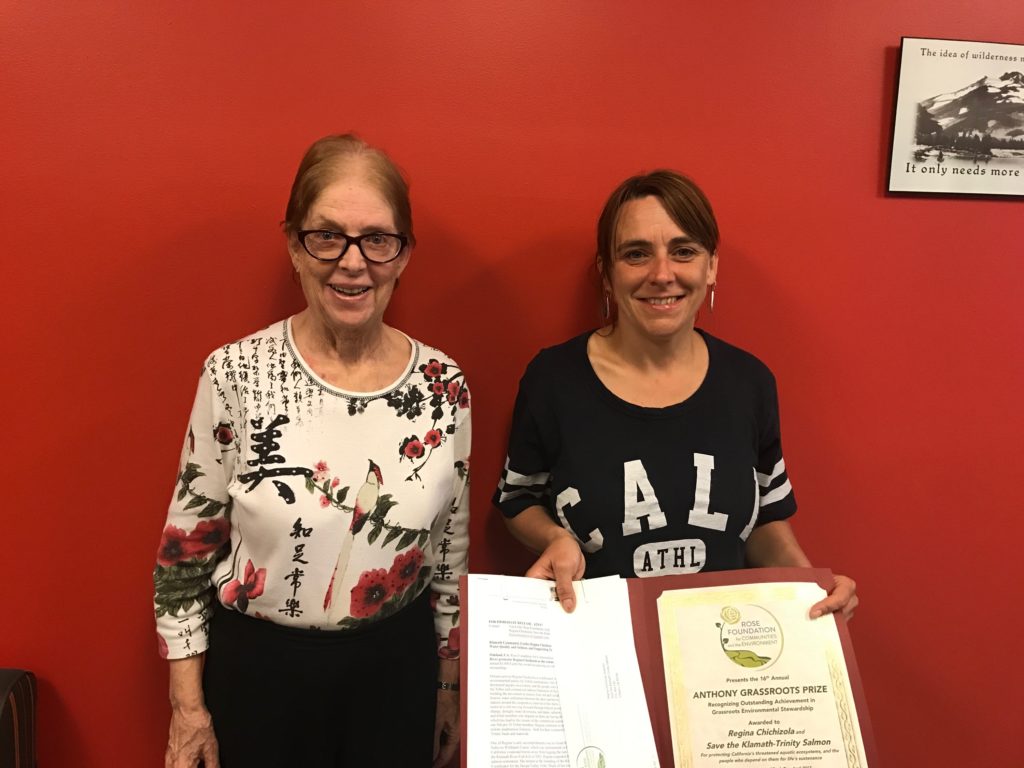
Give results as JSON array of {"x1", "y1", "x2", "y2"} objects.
[{"x1": 658, "y1": 581, "x2": 868, "y2": 767}]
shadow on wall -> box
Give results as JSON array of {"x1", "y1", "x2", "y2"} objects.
[{"x1": 38, "y1": 675, "x2": 88, "y2": 767}]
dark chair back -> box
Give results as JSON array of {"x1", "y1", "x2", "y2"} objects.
[{"x1": 0, "y1": 669, "x2": 37, "y2": 768}]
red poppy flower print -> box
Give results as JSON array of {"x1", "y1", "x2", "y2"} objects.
[
  {"x1": 222, "y1": 559, "x2": 267, "y2": 613},
  {"x1": 431, "y1": 381, "x2": 445, "y2": 396},
  {"x1": 157, "y1": 525, "x2": 189, "y2": 566},
  {"x1": 350, "y1": 568, "x2": 394, "y2": 618},
  {"x1": 313, "y1": 460, "x2": 330, "y2": 483},
  {"x1": 424, "y1": 429, "x2": 443, "y2": 448},
  {"x1": 158, "y1": 518, "x2": 230, "y2": 566},
  {"x1": 157, "y1": 633, "x2": 169, "y2": 659},
  {"x1": 446, "y1": 379, "x2": 460, "y2": 404},
  {"x1": 213, "y1": 422, "x2": 234, "y2": 446},
  {"x1": 387, "y1": 546, "x2": 424, "y2": 594},
  {"x1": 319, "y1": 495, "x2": 330, "y2": 508},
  {"x1": 400, "y1": 436, "x2": 425, "y2": 459},
  {"x1": 458, "y1": 388, "x2": 470, "y2": 409},
  {"x1": 182, "y1": 518, "x2": 231, "y2": 559},
  {"x1": 422, "y1": 359, "x2": 446, "y2": 380},
  {"x1": 439, "y1": 626, "x2": 461, "y2": 659}
]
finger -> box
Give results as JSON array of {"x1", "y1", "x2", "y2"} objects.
[
  {"x1": 440, "y1": 735, "x2": 459, "y2": 766},
  {"x1": 432, "y1": 710, "x2": 448, "y2": 759},
  {"x1": 811, "y1": 575, "x2": 856, "y2": 619},
  {"x1": 810, "y1": 589, "x2": 852, "y2": 619},
  {"x1": 432, "y1": 715, "x2": 459, "y2": 767},
  {"x1": 842, "y1": 594, "x2": 860, "y2": 622},
  {"x1": 433, "y1": 732, "x2": 458, "y2": 768},
  {"x1": 809, "y1": 596, "x2": 837, "y2": 619},
  {"x1": 552, "y1": 561, "x2": 577, "y2": 613},
  {"x1": 204, "y1": 741, "x2": 221, "y2": 768},
  {"x1": 809, "y1": 591, "x2": 846, "y2": 618}
]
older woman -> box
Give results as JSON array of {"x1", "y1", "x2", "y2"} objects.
[
  {"x1": 494, "y1": 170, "x2": 856, "y2": 618},
  {"x1": 155, "y1": 135, "x2": 469, "y2": 768}
]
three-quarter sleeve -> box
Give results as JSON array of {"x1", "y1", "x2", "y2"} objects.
[
  {"x1": 432, "y1": 379, "x2": 471, "y2": 659},
  {"x1": 753, "y1": 371, "x2": 797, "y2": 525},
  {"x1": 492, "y1": 362, "x2": 556, "y2": 519},
  {"x1": 153, "y1": 364, "x2": 236, "y2": 659}
]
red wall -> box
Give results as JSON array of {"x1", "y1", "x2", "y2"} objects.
[{"x1": 2, "y1": 2, "x2": 1022, "y2": 765}]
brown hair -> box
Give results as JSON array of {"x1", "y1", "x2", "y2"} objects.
[
  {"x1": 282, "y1": 134, "x2": 415, "y2": 246},
  {"x1": 595, "y1": 169, "x2": 718, "y2": 279}
]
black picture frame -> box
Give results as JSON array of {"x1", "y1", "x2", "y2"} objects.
[{"x1": 888, "y1": 37, "x2": 1024, "y2": 197}]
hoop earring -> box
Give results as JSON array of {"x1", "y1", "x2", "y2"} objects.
[
  {"x1": 710, "y1": 283, "x2": 716, "y2": 314},
  {"x1": 602, "y1": 293, "x2": 611, "y2": 320}
]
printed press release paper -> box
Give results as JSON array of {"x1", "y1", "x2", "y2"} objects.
[{"x1": 464, "y1": 574, "x2": 659, "y2": 768}]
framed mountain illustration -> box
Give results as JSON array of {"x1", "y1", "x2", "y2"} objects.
[{"x1": 888, "y1": 37, "x2": 1024, "y2": 196}]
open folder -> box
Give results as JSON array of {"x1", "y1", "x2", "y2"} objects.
[{"x1": 460, "y1": 568, "x2": 876, "y2": 768}]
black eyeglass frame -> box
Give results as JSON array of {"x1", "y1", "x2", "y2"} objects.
[{"x1": 297, "y1": 230, "x2": 409, "y2": 264}]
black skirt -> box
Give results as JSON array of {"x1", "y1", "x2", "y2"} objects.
[{"x1": 203, "y1": 587, "x2": 437, "y2": 767}]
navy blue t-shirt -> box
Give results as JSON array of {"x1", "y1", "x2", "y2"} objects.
[{"x1": 493, "y1": 329, "x2": 797, "y2": 578}]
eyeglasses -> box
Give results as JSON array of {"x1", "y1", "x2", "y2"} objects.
[{"x1": 298, "y1": 230, "x2": 408, "y2": 264}]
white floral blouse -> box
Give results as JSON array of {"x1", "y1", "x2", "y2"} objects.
[{"x1": 153, "y1": 318, "x2": 469, "y2": 660}]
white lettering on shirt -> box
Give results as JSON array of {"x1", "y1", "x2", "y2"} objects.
[
  {"x1": 555, "y1": 486, "x2": 604, "y2": 553},
  {"x1": 687, "y1": 453, "x2": 728, "y2": 531},
  {"x1": 621, "y1": 459, "x2": 669, "y2": 536},
  {"x1": 633, "y1": 538, "x2": 707, "y2": 576}
]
